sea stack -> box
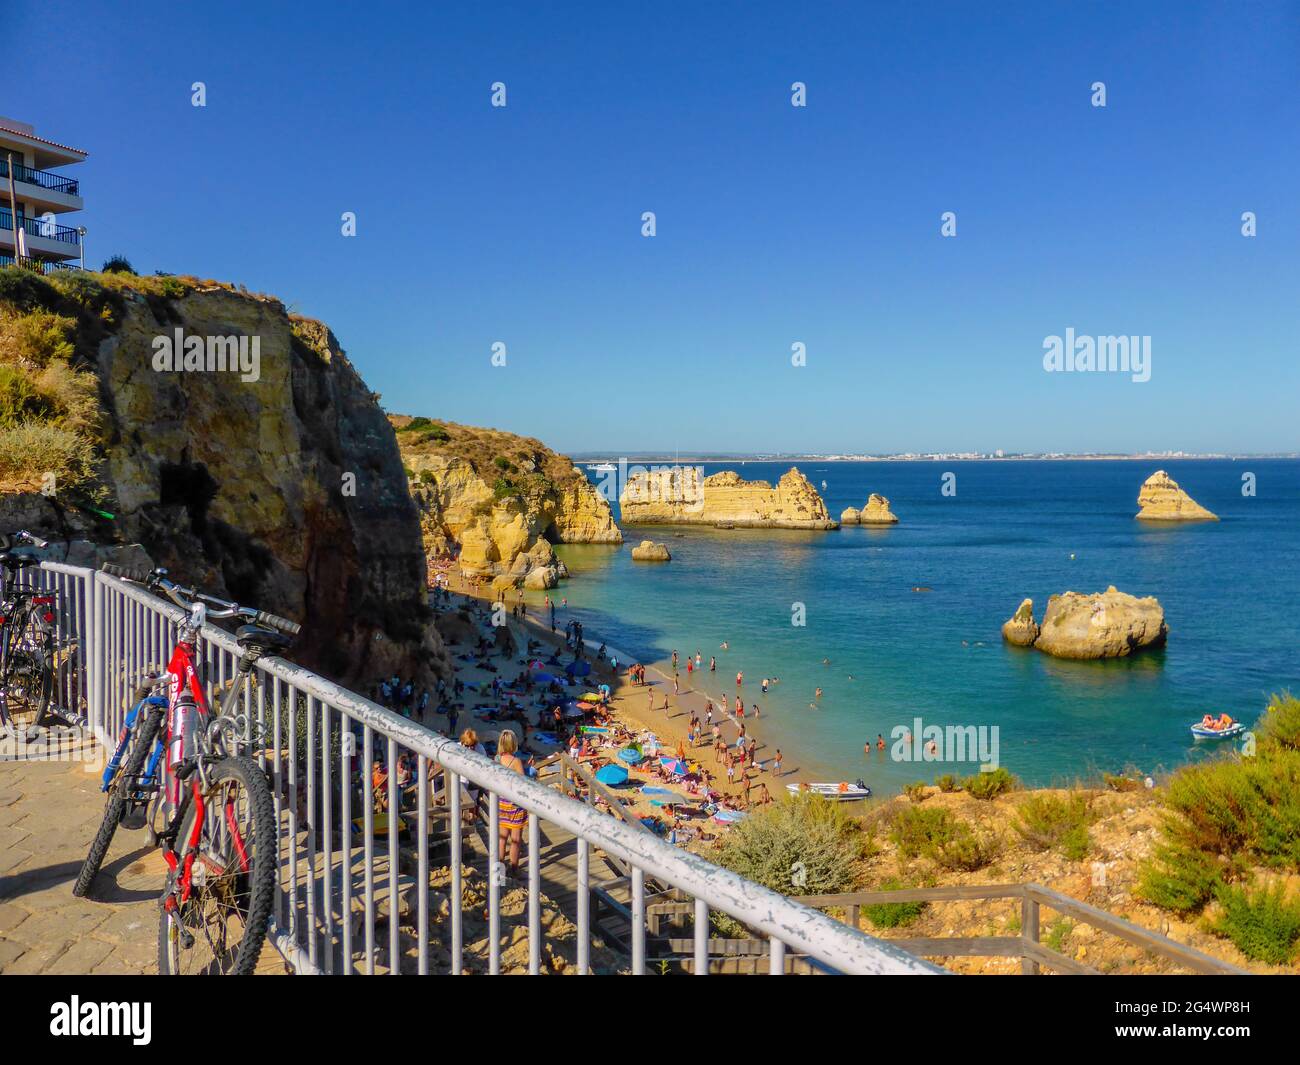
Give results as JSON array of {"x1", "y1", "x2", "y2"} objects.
[
  {"x1": 1001, "y1": 598, "x2": 1040, "y2": 647},
  {"x1": 860, "y1": 493, "x2": 900, "y2": 524},
  {"x1": 630, "y1": 540, "x2": 671, "y2": 561},
  {"x1": 619, "y1": 466, "x2": 836, "y2": 530},
  {"x1": 1012, "y1": 586, "x2": 1168, "y2": 659},
  {"x1": 1135, "y1": 470, "x2": 1217, "y2": 522},
  {"x1": 841, "y1": 493, "x2": 899, "y2": 525}
]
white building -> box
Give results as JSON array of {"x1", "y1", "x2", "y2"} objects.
[{"x1": 0, "y1": 117, "x2": 87, "y2": 273}]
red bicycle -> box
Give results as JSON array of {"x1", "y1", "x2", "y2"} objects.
[{"x1": 73, "y1": 564, "x2": 299, "y2": 975}]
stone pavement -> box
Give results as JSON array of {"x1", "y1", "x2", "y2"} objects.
[{"x1": 0, "y1": 744, "x2": 168, "y2": 974}]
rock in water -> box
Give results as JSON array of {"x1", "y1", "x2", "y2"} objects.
[
  {"x1": 1135, "y1": 470, "x2": 1217, "y2": 522},
  {"x1": 840, "y1": 506, "x2": 861, "y2": 525},
  {"x1": 619, "y1": 466, "x2": 836, "y2": 529},
  {"x1": 1001, "y1": 598, "x2": 1040, "y2": 647},
  {"x1": 630, "y1": 540, "x2": 671, "y2": 562},
  {"x1": 1032, "y1": 587, "x2": 1167, "y2": 659},
  {"x1": 860, "y1": 493, "x2": 900, "y2": 524}
]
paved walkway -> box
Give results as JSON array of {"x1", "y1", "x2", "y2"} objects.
[{"x1": 0, "y1": 744, "x2": 165, "y2": 974}]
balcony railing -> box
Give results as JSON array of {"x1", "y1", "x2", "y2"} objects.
[
  {"x1": 0, "y1": 157, "x2": 80, "y2": 196},
  {"x1": 0, "y1": 208, "x2": 82, "y2": 245},
  {"x1": 0, "y1": 254, "x2": 83, "y2": 274}
]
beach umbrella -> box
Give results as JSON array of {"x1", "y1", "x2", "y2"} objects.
[
  {"x1": 562, "y1": 703, "x2": 587, "y2": 719},
  {"x1": 594, "y1": 764, "x2": 629, "y2": 787},
  {"x1": 617, "y1": 747, "x2": 643, "y2": 765},
  {"x1": 533, "y1": 672, "x2": 558, "y2": 684},
  {"x1": 659, "y1": 757, "x2": 688, "y2": 777},
  {"x1": 565, "y1": 660, "x2": 592, "y2": 678}
]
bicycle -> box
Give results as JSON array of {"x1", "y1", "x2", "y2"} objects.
[
  {"x1": 0, "y1": 531, "x2": 56, "y2": 736},
  {"x1": 72, "y1": 563, "x2": 300, "y2": 976}
]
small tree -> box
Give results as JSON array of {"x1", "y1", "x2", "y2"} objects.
[{"x1": 101, "y1": 255, "x2": 135, "y2": 275}]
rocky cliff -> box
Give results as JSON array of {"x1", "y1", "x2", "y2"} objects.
[
  {"x1": 1136, "y1": 470, "x2": 1218, "y2": 522},
  {"x1": 391, "y1": 417, "x2": 621, "y2": 588},
  {"x1": 1003, "y1": 587, "x2": 1168, "y2": 659},
  {"x1": 0, "y1": 268, "x2": 448, "y2": 687},
  {"x1": 619, "y1": 466, "x2": 836, "y2": 529}
]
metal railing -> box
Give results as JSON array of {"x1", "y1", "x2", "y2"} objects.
[
  {"x1": 0, "y1": 158, "x2": 80, "y2": 196},
  {"x1": 0, "y1": 254, "x2": 82, "y2": 274},
  {"x1": 32, "y1": 561, "x2": 938, "y2": 975},
  {"x1": 0, "y1": 208, "x2": 81, "y2": 245}
]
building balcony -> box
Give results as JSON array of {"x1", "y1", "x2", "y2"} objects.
[
  {"x1": 0, "y1": 208, "x2": 83, "y2": 261},
  {"x1": 0, "y1": 157, "x2": 83, "y2": 212}
]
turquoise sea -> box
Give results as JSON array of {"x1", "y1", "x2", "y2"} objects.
[{"x1": 530, "y1": 459, "x2": 1299, "y2": 796}]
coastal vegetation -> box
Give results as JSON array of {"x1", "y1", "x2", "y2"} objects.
[{"x1": 1136, "y1": 693, "x2": 1300, "y2": 963}]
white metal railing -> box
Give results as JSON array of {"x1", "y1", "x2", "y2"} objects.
[{"x1": 34, "y1": 561, "x2": 940, "y2": 975}]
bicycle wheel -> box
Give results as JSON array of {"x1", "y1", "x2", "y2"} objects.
[
  {"x1": 157, "y1": 756, "x2": 276, "y2": 975},
  {"x1": 0, "y1": 613, "x2": 52, "y2": 734},
  {"x1": 72, "y1": 705, "x2": 164, "y2": 898}
]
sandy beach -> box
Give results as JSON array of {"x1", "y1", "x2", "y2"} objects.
[{"x1": 418, "y1": 568, "x2": 805, "y2": 843}]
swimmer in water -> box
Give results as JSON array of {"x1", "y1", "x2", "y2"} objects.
[
  {"x1": 876, "y1": 734, "x2": 885, "y2": 751},
  {"x1": 814, "y1": 687, "x2": 823, "y2": 699}
]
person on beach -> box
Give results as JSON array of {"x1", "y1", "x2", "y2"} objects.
[
  {"x1": 686, "y1": 658, "x2": 693, "y2": 676},
  {"x1": 662, "y1": 694, "x2": 670, "y2": 714},
  {"x1": 752, "y1": 702, "x2": 760, "y2": 718},
  {"x1": 876, "y1": 734, "x2": 885, "y2": 751},
  {"x1": 762, "y1": 677, "x2": 769, "y2": 694},
  {"x1": 673, "y1": 672, "x2": 679, "y2": 695},
  {"x1": 726, "y1": 752, "x2": 735, "y2": 784},
  {"x1": 648, "y1": 689, "x2": 655, "y2": 714},
  {"x1": 704, "y1": 702, "x2": 713, "y2": 728},
  {"x1": 710, "y1": 656, "x2": 716, "y2": 672},
  {"x1": 672, "y1": 650, "x2": 678, "y2": 669},
  {"x1": 495, "y1": 730, "x2": 527, "y2": 877},
  {"x1": 736, "y1": 701, "x2": 745, "y2": 719},
  {"x1": 736, "y1": 671, "x2": 743, "y2": 687},
  {"x1": 773, "y1": 749, "x2": 782, "y2": 776}
]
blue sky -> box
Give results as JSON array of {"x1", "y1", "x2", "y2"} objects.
[{"x1": 11, "y1": 0, "x2": 1298, "y2": 454}]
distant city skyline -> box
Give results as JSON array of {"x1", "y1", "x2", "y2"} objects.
[{"x1": 11, "y1": 0, "x2": 1299, "y2": 455}]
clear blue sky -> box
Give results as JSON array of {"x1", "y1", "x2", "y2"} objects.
[{"x1": 11, "y1": 1, "x2": 1299, "y2": 454}]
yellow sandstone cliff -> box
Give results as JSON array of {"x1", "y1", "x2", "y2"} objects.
[
  {"x1": 392, "y1": 417, "x2": 621, "y2": 588},
  {"x1": 619, "y1": 466, "x2": 836, "y2": 529}
]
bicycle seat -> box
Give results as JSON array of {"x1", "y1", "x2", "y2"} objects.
[{"x1": 235, "y1": 624, "x2": 292, "y2": 653}]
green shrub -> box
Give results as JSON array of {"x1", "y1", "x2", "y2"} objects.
[
  {"x1": 0, "y1": 308, "x2": 77, "y2": 367},
  {"x1": 1256, "y1": 693, "x2": 1300, "y2": 752},
  {"x1": 861, "y1": 878, "x2": 927, "y2": 929},
  {"x1": 963, "y1": 767, "x2": 1017, "y2": 800},
  {"x1": 1103, "y1": 772, "x2": 1141, "y2": 792},
  {"x1": 0, "y1": 420, "x2": 96, "y2": 487},
  {"x1": 1208, "y1": 882, "x2": 1300, "y2": 965},
  {"x1": 935, "y1": 773, "x2": 959, "y2": 793},
  {"x1": 1014, "y1": 792, "x2": 1096, "y2": 860},
  {"x1": 904, "y1": 781, "x2": 928, "y2": 803},
  {"x1": 888, "y1": 805, "x2": 999, "y2": 871},
  {"x1": 1137, "y1": 842, "x2": 1223, "y2": 913},
  {"x1": 1043, "y1": 917, "x2": 1074, "y2": 953},
  {"x1": 0, "y1": 365, "x2": 53, "y2": 425},
  {"x1": 0, "y1": 267, "x2": 60, "y2": 313},
  {"x1": 492, "y1": 477, "x2": 517, "y2": 500},
  {"x1": 493, "y1": 455, "x2": 513, "y2": 472},
  {"x1": 101, "y1": 255, "x2": 135, "y2": 274},
  {"x1": 716, "y1": 793, "x2": 866, "y2": 896}
]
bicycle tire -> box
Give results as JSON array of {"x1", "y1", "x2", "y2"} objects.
[
  {"x1": 157, "y1": 756, "x2": 276, "y2": 975},
  {"x1": 72, "y1": 705, "x2": 163, "y2": 897},
  {"x1": 0, "y1": 609, "x2": 52, "y2": 733}
]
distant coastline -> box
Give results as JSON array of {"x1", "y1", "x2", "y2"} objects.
[{"x1": 569, "y1": 452, "x2": 1298, "y2": 464}]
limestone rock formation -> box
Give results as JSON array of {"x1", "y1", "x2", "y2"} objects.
[
  {"x1": 860, "y1": 493, "x2": 900, "y2": 524},
  {"x1": 394, "y1": 418, "x2": 621, "y2": 588},
  {"x1": 619, "y1": 466, "x2": 836, "y2": 529},
  {"x1": 1000, "y1": 598, "x2": 1040, "y2": 647},
  {"x1": 1029, "y1": 587, "x2": 1168, "y2": 659},
  {"x1": 840, "y1": 506, "x2": 861, "y2": 524},
  {"x1": 1135, "y1": 470, "x2": 1217, "y2": 522},
  {"x1": 0, "y1": 272, "x2": 449, "y2": 688},
  {"x1": 630, "y1": 540, "x2": 671, "y2": 561}
]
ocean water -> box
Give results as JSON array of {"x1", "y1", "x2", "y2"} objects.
[{"x1": 530, "y1": 459, "x2": 1300, "y2": 795}]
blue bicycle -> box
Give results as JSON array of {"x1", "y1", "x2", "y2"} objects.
[{"x1": 71, "y1": 675, "x2": 169, "y2": 897}]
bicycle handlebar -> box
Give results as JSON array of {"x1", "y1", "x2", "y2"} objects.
[
  {"x1": 0, "y1": 530, "x2": 50, "y2": 551},
  {"x1": 100, "y1": 564, "x2": 302, "y2": 637}
]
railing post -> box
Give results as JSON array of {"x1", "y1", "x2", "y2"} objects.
[
  {"x1": 89, "y1": 570, "x2": 105, "y2": 744},
  {"x1": 1021, "y1": 887, "x2": 1040, "y2": 975}
]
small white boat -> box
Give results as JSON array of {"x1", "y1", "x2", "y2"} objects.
[
  {"x1": 586, "y1": 462, "x2": 617, "y2": 472},
  {"x1": 1190, "y1": 721, "x2": 1245, "y2": 741},
  {"x1": 786, "y1": 780, "x2": 871, "y2": 801}
]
